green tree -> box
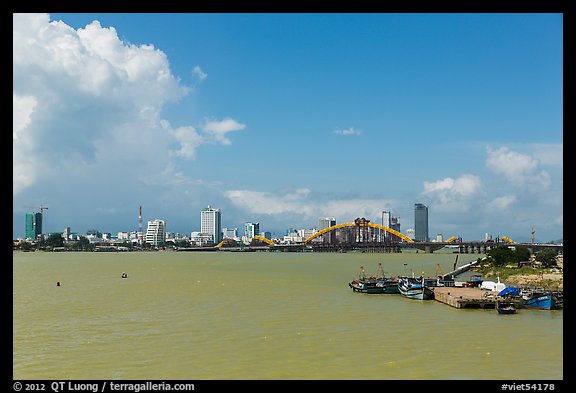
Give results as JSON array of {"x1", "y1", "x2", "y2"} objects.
[
  {"x1": 45, "y1": 233, "x2": 64, "y2": 248},
  {"x1": 70, "y1": 236, "x2": 94, "y2": 251},
  {"x1": 535, "y1": 249, "x2": 558, "y2": 268},
  {"x1": 487, "y1": 246, "x2": 515, "y2": 267},
  {"x1": 514, "y1": 246, "x2": 532, "y2": 263}
]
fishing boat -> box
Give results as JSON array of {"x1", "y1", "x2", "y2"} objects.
[
  {"x1": 495, "y1": 298, "x2": 517, "y2": 314},
  {"x1": 398, "y1": 275, "x2": 434, "y2": 300},
  {"x1": 348, "y1": 263, "x2": 399, "y2": 294},
  {"x1": 376, "y1": 276, "x2": 400, "y2": 294},
  {"x1": 349, "y1": 265, "x2": 381, "y2": 293},
  {"x1": 521, "y1": 289, "x2": 557, "y2": 310}
]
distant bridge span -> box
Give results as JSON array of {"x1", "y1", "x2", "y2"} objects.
[{"x1": 303, "y1": 221, "x2": 414, "y2": 244}]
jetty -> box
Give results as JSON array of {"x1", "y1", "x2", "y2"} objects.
[{"x1": 432, "y1": 287, "x2": 523, "y2": 309}]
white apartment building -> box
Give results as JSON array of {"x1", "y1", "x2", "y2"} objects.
[
  {"x1": 200, "y1": 206, "x2": 221, "y2": 245},
  {"x1": 146, "y1": 219, "x2": 166, "y2": 246}
]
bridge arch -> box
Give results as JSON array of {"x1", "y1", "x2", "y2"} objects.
[
  {"x1": 253, "y1": 235, "x2": 276, "y2": 246},
  {"x1": 303, "y1": 222, "x2": 414, "y2": 244}
]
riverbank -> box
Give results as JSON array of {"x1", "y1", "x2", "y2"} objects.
[{"x1": 504, "y1": 273, "x2": 563, "y2": 289}]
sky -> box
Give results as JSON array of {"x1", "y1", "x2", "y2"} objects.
[{"x1": 13, "y1": 13, "x2": 563, "y2": 242}]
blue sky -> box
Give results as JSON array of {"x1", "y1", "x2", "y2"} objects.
[{"x1": 13, "y1": 13, "x2": 563, "y2": 242}]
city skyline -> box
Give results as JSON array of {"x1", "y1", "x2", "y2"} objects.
[
  {"x1": 18, "y1": 202, "x2": 560, "y2": 245},
  {"x1": 13, "y1": 13, "x2": 563, "y2": 242}
]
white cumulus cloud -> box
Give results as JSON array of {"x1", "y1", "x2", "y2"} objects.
[
  {"x1": 485, "y1": 146, "x2": 551, "y2": 189},
  {"x1": 225, "y1": 188, "x2": 398, "y2": 222},
  {"x1": 13, "y1": 13, "x2": 245, "y2": 199},
  {"x1": 422, "y1": 174, "x2": 483, "y2": 212},
  {"x1": 201, "y1": 118, "x2": 246, "y2": 145}
]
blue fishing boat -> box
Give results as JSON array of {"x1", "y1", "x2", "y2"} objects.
[
  {"x1": 521, "y1": 289, "x2": 557, "y2": 310},
  {"x1": 398, "y1": 276, "x2": 434, "y2": 300}
]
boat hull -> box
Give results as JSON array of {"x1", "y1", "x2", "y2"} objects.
[
  {"x1": 522, "y1": 294, "x2": 556, "y2": 310},
  {"x1": 496, "y1": 300, "x2": 517, "y2": 314},
  {"x1": 349, "y1": 282, "x2": 383, "y2": 294},
  {"x1": 349, "y1": 277, "x2": 400, "y2": 294},
  {"x1": 497, "y1": 307, "x2": 517, "y2": 314},
  {"x1": 399, "y1": 287, "x2": 434, "y2": 300},
  {"x1": 398, "y1": 278, "x2": 434, "y2": 300},
  {"x1": 377, "y1": 280, "x2": 400, "y2": 294}
]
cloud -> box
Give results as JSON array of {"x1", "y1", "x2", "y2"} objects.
[
  {"x1": 334, "y1": 127, "x2": 362, "y2": 136},
  {"x1": 225, "y1": 189, "x2": 314, "y2": 216},
  {"x1": 422, "y1": 174, "x2": 483, "y2": 211},
  {"x1": 526, "y1": 143, "x2": 563, "y2": 167},
  {"x1": 12, "y1": 13, "x2": 244, "y2": 199},
  {"x1": 192, "y1": 65, "x2": 207, "y2": 82},
  {"x1": 224, "y1": 188, "x2": 398, "y2": 223},
  {"x1": 487, "y1": 195, "x2": 516, "y2": 210},
  {"x1": 201, "y1": 118, "x2": 246, "y2": 145},
  {"x1": 13, "y1": 94, "x2": 38, "y2": 194},
  {"x1": 171, "y1": 125, "x2": 204, "y2": 159},
  {"x1": 485, "y1": 146, "x2": 551, "y2": 188}
]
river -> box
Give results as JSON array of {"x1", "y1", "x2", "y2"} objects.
[{"x1": 13, "y1": 250, "x2": 563, "y2": 380}]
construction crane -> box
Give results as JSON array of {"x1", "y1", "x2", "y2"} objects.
[{"x1": 24, "y1": 205, "x2": 49, "y2": 215}]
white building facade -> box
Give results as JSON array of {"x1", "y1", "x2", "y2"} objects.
[
  {"x1": 200, "y1": 206, "x2": 221, "y2": 245},
  {"x1": 146, "y1": 219, "x2": 166, "y2": 246}
]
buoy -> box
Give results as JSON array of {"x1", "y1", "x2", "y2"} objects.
[
  {"x1": 122, "y1": 272, "x2": 127, "y2": 278},
  {"x1": 56, "y1": 281, "x2": 61, "y2": 287}
]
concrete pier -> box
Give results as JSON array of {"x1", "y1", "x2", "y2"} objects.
[{"x1": 432, "y1": 287, "x2": 522, "y2": 309}]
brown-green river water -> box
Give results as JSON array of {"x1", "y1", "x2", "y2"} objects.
[{"x1": 13, "y1": 250, "x2": 563, "y2": 380}]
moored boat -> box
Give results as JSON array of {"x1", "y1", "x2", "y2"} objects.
[
  {"x1": 349, "y1": 279, "x2": 383, "y2": 294},
  {"x1": 398, "y1": 276, "x2": 434, "y2": 300},
  {"x1": 496, "y1": 298, "x2": 517, "y2": 314},
  {"x1": 349, "y1": 263, "x2": 399, "y2": 294},
  {"x1": 376, "y1": 277, "x2": 400, "y2": 294},
  {"x1": 521, "y1": 289, "x2": 557, "y2": 310}
]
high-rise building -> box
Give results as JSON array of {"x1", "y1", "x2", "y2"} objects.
[
  {"x1": 201, "y1": 205, "x2": 221, "y2": 244},
  {"x1": 414, "y1": 203, "x2": 429, "y2": 242},
  {"x1": 145, "y1": 219, "x2": 166, "y2": 246},
  {"x1": 244, "y1": 222, "x2": 260, "y2": 240},
  {"x1": 381, "y1": 211, "x2": 391, "y2": 242},
  {"x1": 25, "y1": 212, "x2": 42, "y2": 240},
  {"x1": 319, "y1": 217, "x2": 336, "y2": 243}
]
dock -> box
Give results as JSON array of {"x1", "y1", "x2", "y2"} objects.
[{"x1": 432, "y1": 287, "x2": 522, "y2": 309}]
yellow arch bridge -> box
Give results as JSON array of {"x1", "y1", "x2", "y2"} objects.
[{"x1": 303, "y1": 222, "x2": 414, "y2": 243}]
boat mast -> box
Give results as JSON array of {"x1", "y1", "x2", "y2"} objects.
[
  {"x1": 359, "y1": 265, "x2": 366, "y2": 280},
  {"x1": 377, "y1": 263, "x2": 385, "y2": 278}
]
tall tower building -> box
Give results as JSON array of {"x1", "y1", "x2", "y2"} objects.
[
  {"x1": 145, "y1": 219, "x2": 166, "y2": 246},
  {"x1": 201, "y1": 205, "x2": 222, "y2": 244},
  {"x1": 414, "y1": 203, "x2": 429, "y2": 242},
  {"x1": 25, "y1": 212, "x2": 43, "y2": 240},
  {"x1": 319, "y1": 217, "x2": 336, "y2": 243}
]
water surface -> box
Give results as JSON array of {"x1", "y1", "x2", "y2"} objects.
[{"x1": 13, "y1": 250, "x2": 563, "y2": 380}]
